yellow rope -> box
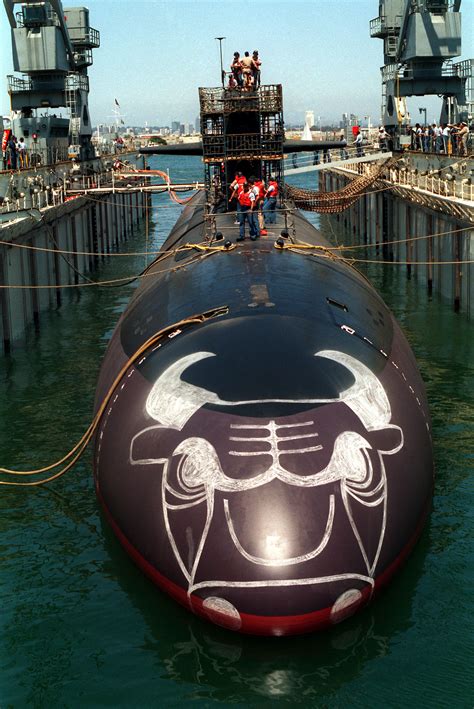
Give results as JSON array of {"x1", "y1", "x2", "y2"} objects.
[
  {"x1": 0, "y1": 306, "x2": 228, "y2": 486},
  {"x1": 0, "y1": 223, "x2": 471, "y2": 258},
  {"x1": 0, "y1": 242, "x2": 236, "y2": 289},
  {"x1": 277, "y1": 243, "x2": 474, "y2": 266}
]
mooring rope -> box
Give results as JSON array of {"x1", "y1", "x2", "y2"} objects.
[
  {"x1": 0, "y1": 242, "x2": 236, "y2": 290},
  {"x1": 0, "y1": 306, "x2": 228, "y2": 486},
  {"x1": 274, "y1": 240, "x2": 474, "y2": 266}
]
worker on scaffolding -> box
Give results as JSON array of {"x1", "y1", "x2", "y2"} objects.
[
  {"x1": 241, "y1": 52, "x2": 257, "y2": 91},
  {"x1": 231, "y1": 53, "x2": 243, "y2": 88},
  {"x1": 252, "y1": 51, "x2": 261, "y2": 89}
]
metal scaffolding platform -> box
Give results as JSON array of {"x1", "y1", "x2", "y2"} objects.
[{"x1": 199, "y1": 84, "x2": 284, "y2": 204}]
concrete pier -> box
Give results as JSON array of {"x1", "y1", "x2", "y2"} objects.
[
  {"x1": 322, "y1": 155, "x2": 474, "y2": 318},
  {"x1": 0, "y1": 189, "x2": 147, "y2": 353}
]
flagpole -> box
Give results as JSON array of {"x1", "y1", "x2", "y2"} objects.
[{"x1": 215, "y1": 37, "x2": 226, "y2": 88}]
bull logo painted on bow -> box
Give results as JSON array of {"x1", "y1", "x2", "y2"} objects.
[{"x1": 130, "y1": 349, "x2": 403, "y2": 623}]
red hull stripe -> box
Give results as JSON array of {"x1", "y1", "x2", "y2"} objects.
[{"x1": 96, "y1": 483, "x2": 430, "y2": 636}]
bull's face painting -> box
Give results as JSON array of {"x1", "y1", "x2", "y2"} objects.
[{"x1": 129, "y1": 349, "x2": 404, "y2": 629}]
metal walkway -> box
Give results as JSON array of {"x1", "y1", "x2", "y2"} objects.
[{"x1": 284, "y1": 148, "x2": 391, "y2": 175}]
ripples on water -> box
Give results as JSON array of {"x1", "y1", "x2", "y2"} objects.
[{"x1": 0, "y1": 157, "x2": 472, "y2": 707}]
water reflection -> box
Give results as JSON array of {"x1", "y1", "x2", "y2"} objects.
[{"x1": 100, "y1": 513, "x2": 430, "y2": 704}]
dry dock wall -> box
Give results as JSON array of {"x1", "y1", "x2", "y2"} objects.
[
  {"x1": 0, "y1": 191, "x2": 147, "y2": 353},
  {"x1": 322, "y1": 171, "x2": 474, "y2": 319}
]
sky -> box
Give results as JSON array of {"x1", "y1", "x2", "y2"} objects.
[{"x1": 1, "y1": 0, "x2": 473, "y2": 128}]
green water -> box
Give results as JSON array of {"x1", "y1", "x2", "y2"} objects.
[{"x1": 1, "y1": 158, "x2": 473, "y2": 707}]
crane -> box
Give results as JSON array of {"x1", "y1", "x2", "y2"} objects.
[
  {"x1": 370, "y1": 0, "x2": 473, "y2": 145},
  {"x1": 4, "y1": 0, "x2": 100, "y2": 163}
]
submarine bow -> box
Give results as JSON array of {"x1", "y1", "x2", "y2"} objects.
[{"x1": 93, "y1": 193, "x2": 433, "y2": 636}]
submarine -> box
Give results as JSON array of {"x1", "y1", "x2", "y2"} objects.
[{"x1": 93, "y1": 80, "x2": 433, "y2": 636}]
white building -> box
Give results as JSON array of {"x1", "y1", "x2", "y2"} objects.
[{"x1": 305, "y1": 111, "x2": 315, "y2": 129}]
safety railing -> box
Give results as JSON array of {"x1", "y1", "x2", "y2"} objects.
[
  {"x1": 7, "y1": 75, "x2": 33, "y2": 93},
  {"x1": 382, "y1": 62, "x2": 466, "y2": 82},
  {"x1": 65, "y1": 73, "x2": 90, "y2": 92},
  {"x1": 369, "y1": 15, "x2": 402, "y2": 37},
  {"x1": 68, "y1": 25, "x2": 100, "y2": 48},
  {"x1": 283, "y1": 143, "x2": 387, "y2": 172},
  {"x1": 199, "y1": 85, "x2": 283, "y2": 115},
  {"x1": 325, "y1": 153, "x2": 474, "y2": 206}
]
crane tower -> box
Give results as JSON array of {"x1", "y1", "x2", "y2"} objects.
[
  {"x1": 370, "y1": 0, "x2": 473, "y2": 137},
  {"x1": 4, "y1": 0, "x2": 100, "y2": 163}
]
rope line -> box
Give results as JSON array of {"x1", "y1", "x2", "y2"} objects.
[
  {"x1": 0, "y1": 242, "x2": 236, "y2": 289},
  {"x1": 0, "y1": 307, "x2": 228, "y2": 486},
  {"x1": 277, "y1": 241, "x2": 474, "y2": 266},
  {"x1": 1, "y1": 222, "x2": 471, "y2": 259}
]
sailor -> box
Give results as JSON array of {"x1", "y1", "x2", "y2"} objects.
[
  {"x1": 230, "y1": 52, "x2": 243, "y2": 88},
  {"x1": 241, "y1": 52, "x2": 256, "y2": 90},
  {"x1": 442, "y1": 124, "x2": 451, "y2": 154},
  {"x1": 229, "y1": 171, "x2": 246, "y2": 223},
  {"x1": 237, "y1": 183, "x2": 259, "y2": 241},
  {"x1": 253, "y1": 175, "x2": 267, "y2": 235},
  {"x1": 263, "y1": 176, "x2": 279, "y2": 225},
  {"x1": 252, "y1": 51, "x2": 261, "y2": 89},
  {"x1": 17, "y1": 137, "x2": 28, "y2": 168},
  {"x1": 247, "y1": 177, "x2": 262, "y2": 238},
  {"x1": 7, "y1": 135, "x2": 17, "y2": 170},
  {"x1": 433, "y1": 124, "x2": 442, "y2": 154}
]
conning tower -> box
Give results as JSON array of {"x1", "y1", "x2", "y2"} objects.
[{"x1": 199, "y1": 84, "x2": 284, "y2": 208}]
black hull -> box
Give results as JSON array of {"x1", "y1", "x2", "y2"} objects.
[{"x1": 93, "y1": 192, "x2": 433, "y2": 635}]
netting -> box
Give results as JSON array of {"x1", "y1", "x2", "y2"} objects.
[{"x1": 285, "y1": 159, "x2": 391, "y2": 213}]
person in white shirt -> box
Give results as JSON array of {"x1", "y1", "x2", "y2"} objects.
[
  {"x1": 442, "y1": 124, "x2": 450, "y2": 154},
  {"x1": 433, "y1": 124, "x2": 442, "y2": 153},
  {"x1": 354, "y1": 130, "x2": 364, "y2": 157}
]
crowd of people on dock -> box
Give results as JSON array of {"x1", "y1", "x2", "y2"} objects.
[
  {"x1": 2, "y1": 132, "x2": 29, "y2": 170},
  {"x1": 228, "y1": 51, "x2": 261, "y2": 91},
  {"x1": 228, "y1": 171, "x2": 279, "y2": 240},
  {"x1": 406, "y1": 121, "x2": 470, "y2": 156}
]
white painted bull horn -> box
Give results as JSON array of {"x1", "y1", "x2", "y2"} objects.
[
  {"x1": 146, "y1": 352, "x2": 220, "y2": 429},
  {"x1": 315, "y1": 350, "x2": 391, "y2": 430},
  {"x1": 145, "y1": 348, "x2": 392, "y2": 432}
]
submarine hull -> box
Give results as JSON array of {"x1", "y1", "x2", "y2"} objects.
[{"x1": 94, "y1": 192, "x2": 433, "y2": 635}]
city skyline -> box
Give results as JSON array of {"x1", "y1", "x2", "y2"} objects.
[{"x1": 1, "y1": 0, "x2": 473, "y2": 128}]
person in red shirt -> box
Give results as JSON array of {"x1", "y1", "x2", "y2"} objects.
[
  {"x1": 263, "y1": 177, "x2": 279, "y2": 225},
  {"x1": 237, "y1": 183, "x2": 259, "y2": 241},
  {"x1": 249, "y1": 175, "x2": 266, "y2": 235},
  {"x1": 229, "y1": 171, "x2": 246, "y2": 224}
]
